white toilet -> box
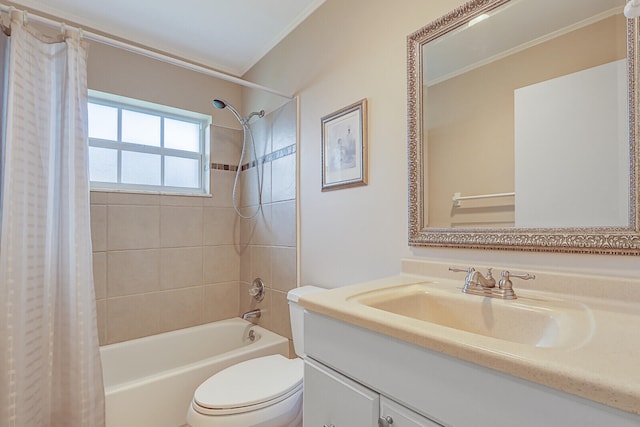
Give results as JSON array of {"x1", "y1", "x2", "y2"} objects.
[{"x1": 186, "y1": 286, "x2": 325, "y2": 427}]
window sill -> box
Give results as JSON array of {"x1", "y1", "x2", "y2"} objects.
[{"x1": 90, "y1": 187, "x2": 212, "y2": 198}]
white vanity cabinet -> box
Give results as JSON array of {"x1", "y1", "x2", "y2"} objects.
[
  {"x1": 304, "y1": 357, "x2": 442, "y2": 427},
  {"x1": 303, "y1": 311, "x2": 640, "y2": 427},
  {"x1": 303, "y1": 358, "x2": 379, "y2": 426}
]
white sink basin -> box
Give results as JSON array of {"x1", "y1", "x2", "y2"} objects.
[{"x1": 347, "y1": 283, "x2": 593, "y2": 349}]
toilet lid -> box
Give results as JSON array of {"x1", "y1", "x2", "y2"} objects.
[{"x1": 194, "y1": 355, "x2": 303, "y2": 413}]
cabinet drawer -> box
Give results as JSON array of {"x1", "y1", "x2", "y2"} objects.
[
  {"x1": 380, "y1": 397, "x2": 443, "y2": 427},
  {"x1": 304, "y1": 358, "x2": 379, "y2": 427}
]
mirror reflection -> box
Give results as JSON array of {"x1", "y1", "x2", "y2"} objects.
[{"x1": 422, "y1": 0, "x2": 628, "y2": 229}]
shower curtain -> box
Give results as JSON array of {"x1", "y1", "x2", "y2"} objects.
[{"x1": 0, "y1": 11, "x2": 105, "y2": 427}]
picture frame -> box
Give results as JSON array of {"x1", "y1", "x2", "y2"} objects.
[{"x1": 321, "y1": 99, "x2": 368, "y2": 191}]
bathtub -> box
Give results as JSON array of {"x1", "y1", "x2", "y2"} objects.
[{"x1": 100, "y1": 318, "x2": 290, "y2": 427}]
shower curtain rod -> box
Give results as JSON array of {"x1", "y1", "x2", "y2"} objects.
[{"x1": 0, "y1": 3, "x2": 293, "y2": 100}]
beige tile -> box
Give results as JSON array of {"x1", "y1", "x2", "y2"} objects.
[
  {"x1": 93, "y1": 252, "x2": 107, "y2": 300},
  {"x1": 272, "y1": 154, "x2": 296, "y2": 202},
  {"x1": 211, "y1": 126, "x2": 242, "y2": 165},
  {"x1": 261, "y1": 162, "x2": 272, "y2": 205},
  {"x1": 90, "y1": 205, "x2": 107, "y2": 252},
  {"x1": 272, "y1": 99, "x2": 297, "y2": 151},
  {"x1": 107, "y1": 192, "x2": 160, "y2": 206},
  {"x1": 240, "y1": 203, "x2": 272, "y2": 246},
  {"x1": 240, "y1": 216, "x2": 256, "y2": 246},
  {"x1": 107, "y1": 293, "x2": 162, "y2": 343},
  {"x1": 204, "y1": 282, "x2": 239, "y2": 322},
  {"x1": 160, "y1": 206, "x2": 203, "y2": 247},
  {"x1": 251, "y1": 246, "x2": 272, "y2": 287},
  {"x1": 270, "y1": 289, "x2": 292, "y2": 339},
  {"x1": 158, "y1": 287, "x2": 203, "y2": 333},
  {"x1": 90, "y1": 191, "x2": 108, "y2": 205},
  {"x1": 107, "y1": 249, "x2": 161, "y2": 297},
  {"x1": 203, "y1": 245, "x2": 240, "y2": 284},
  {"x1": 207, "y1": 169, "x2": 235, "y2": 208},
  {"x1": 287, "y1": 339, "x2": 296, "y2": 359},
  {"x1": 107, "y1": 205, "x2": 160, "y2": 250},
  {"x1": 272, "y1": 247, "x2": 297, "y2": 292},
  {"x1": 160, "y1": 247, "x2": 203, "y2": 290},
  {"x1": 160, "y1": 194, "x2": 205, "y2": 207},
  {"x1": 96, "y1": 298, "x2": 107, "y2": 346},
  {"x1": 240, "y1": 246, "x2": 251, "y2": 283},
  {"x1": 248, "y1": 114, "x2": 272, "y2": 157},
  {"x1": 238, "y1": 167, "x2": 263, "y2": 210},
  {"x1": 271, "y1": 201, "x2": 295, "y2": 247},
  {"x1": 238, "y1": 282, "x2": 271, "y2": 330},
  {"x1": 203, "y1": 207, "x2": 239, "y2": 245},
  {"x1": 245, "y1": 204, "x2": 271, "y2": 246}
]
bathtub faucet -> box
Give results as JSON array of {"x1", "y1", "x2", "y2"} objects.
[{"x1": 242, "y1": 309, "x2": 261, "y2": 321}]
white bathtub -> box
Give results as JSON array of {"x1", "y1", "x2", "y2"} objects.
[{"x1": 100, "y1": 318, "x2": 290, "y2": 427}]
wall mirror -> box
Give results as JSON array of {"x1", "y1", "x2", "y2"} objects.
[{"x1": 408, "y1": 0, "x2": 640, "y2": 254}]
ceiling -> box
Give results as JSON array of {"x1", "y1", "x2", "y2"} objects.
[
  {"x1": 7, "y1": 0, "x2": 326, "y2": 76},
  {"x1": 424, "y1": 0, "x2": 623, "y2": 85}
]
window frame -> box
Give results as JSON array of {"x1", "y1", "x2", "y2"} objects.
[{"x1": 88, "y1": 90, "x2": 211, "y2": 195}]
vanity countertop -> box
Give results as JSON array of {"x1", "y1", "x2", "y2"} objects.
[{"x1": 299, "y1": 261, "x2": 640, "y2": 416}]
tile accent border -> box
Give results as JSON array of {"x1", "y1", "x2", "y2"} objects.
[
  {"x1": 212, "y1": 144, "x2": 296, "y2": 172},
  {"x1": 211, "y1": 163, "x2": 239, "y2": 171}
]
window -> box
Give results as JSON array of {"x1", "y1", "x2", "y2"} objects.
[{"x1": 87, "y1": 90, "x2": 211, "y2": 194}]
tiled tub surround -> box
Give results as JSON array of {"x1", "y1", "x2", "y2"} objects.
[
  {"x1": 91, "y1": 124, "x2": 243, "y2": 345},
  {"x1": 91, "y1": 99, "x2": 298, "y2": 345},
  {"x1": 299, "y1": 258, "x2": 640, "y2": 418},
  {"x1": 236, "y1": 99, "x2": 298, "y2": 350}
]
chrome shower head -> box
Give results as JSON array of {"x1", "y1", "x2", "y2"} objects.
[
  {"x1": 211, "y1": 98, "x2": 264, "y2": 125},
  {"x1": 212, "y1": 98, "x2": 244, "y2": 124},
  {"x1": 212, "y1": 99, "x2": 227, "y2": 109}
]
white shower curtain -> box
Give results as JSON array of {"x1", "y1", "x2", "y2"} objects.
[{"x1": 0, "y1": 11, "x2": 105, "y2": 427}]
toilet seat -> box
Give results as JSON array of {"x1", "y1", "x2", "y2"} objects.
[{"x1": 192, "y1": 355, "x2": 303, "y2": 416}]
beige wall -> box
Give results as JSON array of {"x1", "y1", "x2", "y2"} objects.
[
  {"x1": 427, "y1": 14, "x2": 626, "y2": 228},
  {"x1": 88, "y1": 43, "x2": 297, "y2": 344},
  {"x1": 244, "y1": 0, "x2": 640, "y2": 287},
  {"x1": 87, "y1": 43, "x2": 241, "y2": 129}
]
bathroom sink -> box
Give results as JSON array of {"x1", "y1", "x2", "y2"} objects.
[{"x1": 347, "y1": 283, "x2": 592, "y2": 349}]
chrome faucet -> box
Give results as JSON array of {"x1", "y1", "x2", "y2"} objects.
[
  {"x1": 449, "y1": 267, "x2": 495, "y2": 293},
  {"x1": 449, "y1": 266, "x2": 535, "y2": 299},
  {"x1": 242, "y1": 309, "x2": 261, "y2": 321}
]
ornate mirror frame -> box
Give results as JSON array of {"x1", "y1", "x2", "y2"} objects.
[{"x1": 408, "y1": 0, "x2": 640, "y2": 254}]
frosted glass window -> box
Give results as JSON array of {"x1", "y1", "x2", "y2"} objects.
[
  {"x1": 165, "y1": 157, "x2": 200, "y2": 188},
  {"x1": 88, "y1": 91, "x2": 210, "y2": 194},
  {"x1": 122, "y1": 110, "x2": 161, "y2": 147},
  {"x1": 88, "y1": 103, "x2": 118, "y2": 141},
  {"x1": 121, "y1": 151, "x2": 161, "y2": 185},
  {"x1": 88, "y1": 147, "x2": 117, "y2": 182},
  {"x1": 165, "y1": 118, "x2": 200, "y2": 152}
]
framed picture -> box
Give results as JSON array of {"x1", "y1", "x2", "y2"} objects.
[{"x1": 321, "y1": 99, "x2": 368, "y2": 191}]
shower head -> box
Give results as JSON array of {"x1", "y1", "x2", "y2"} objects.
[
  {"x1": 211, "y1": 98, "x2": 264, "y2": 125},
  {"x1": 212, "y1": 99, "x2": 227, "y2": 109},
  {"x1": 212, "y1": 98, "x2": 244, "y2": 124}
]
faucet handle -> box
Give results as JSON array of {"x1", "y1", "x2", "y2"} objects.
[
  {"x1": 499, "y1": 271, "x2": 535, "y2": 290},
  {"x1": 509, "y1": 272, "x2": 536, "y2": 281},
  {"x1": 449, "y1": 266, "x2": 474, "y2": 274}
]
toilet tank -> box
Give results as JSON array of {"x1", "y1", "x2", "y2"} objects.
[{"x1": 287, "y1": 286, "x2": 326, "y2": 358}]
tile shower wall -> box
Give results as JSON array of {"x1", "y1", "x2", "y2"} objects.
[
  {"x1": 91, "y1": 125, "x2": 244, "y2": 345},
  {"x1": 237, "y1": 99, "x2": 298, "y2": 350}
]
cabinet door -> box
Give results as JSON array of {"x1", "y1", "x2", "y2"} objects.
[
  {"x1": 380, "y1": 396, "x2": 444, "y2": 427},
  {"x1": 304, "y1": 358, "x2": 379, "y2": 427}
]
